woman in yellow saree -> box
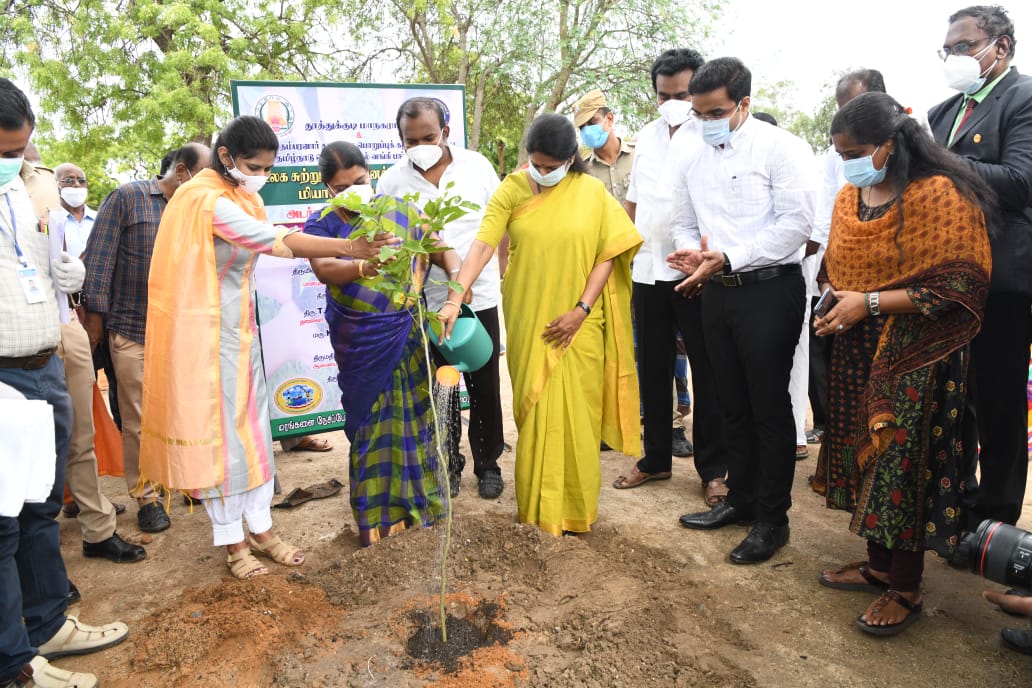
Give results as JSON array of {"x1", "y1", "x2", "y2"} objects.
[{"x1": 440, "y1": 114, "x2": 641, "y2": 536}]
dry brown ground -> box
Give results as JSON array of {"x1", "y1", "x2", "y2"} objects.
[{"x1": 58, "y1": 361, "x2": 1032, "y2": 687}]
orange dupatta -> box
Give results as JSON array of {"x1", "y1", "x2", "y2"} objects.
[{"x1": 139, "y1": 169, "x2": 267, "y2": 492}]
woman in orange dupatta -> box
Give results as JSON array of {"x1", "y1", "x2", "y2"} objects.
[
  {"x1": 812, "y1": 93, "x2": 992, "y2": 635},
  {"x1": 141, "y1": 117, "x2": 393, "y2": 579},
  {"x1": 440, "y1": 114, "x2": 641, "y2": 536}
]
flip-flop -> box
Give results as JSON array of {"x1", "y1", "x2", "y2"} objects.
[
  {"x1": 819, "y1": 561, "x2": 890, "y2": 592},
  {"x1": 856, "y1": 590, "x2": 922, "y2": 636},
  {"x1": 795, "y1": 445, "x2": 810, "y2": 460},
  {"x1": 288, "y1": 436, "x2": 334, "y2": 452},
  {"x1": 612, "y1": 467, "x2": 672, "y2": 489},
  {"x1": 273, "y1": 478, "x2": 345, "y2": 509}
]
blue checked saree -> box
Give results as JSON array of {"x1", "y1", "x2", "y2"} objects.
[{"x1": 304, "y1": 198, "x2": 443, "y2": 545}]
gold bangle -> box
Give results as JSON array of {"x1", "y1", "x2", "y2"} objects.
[
  {"x1": 346, "y1": 238, "x2": 353, "y2": 256},
  {"x1": 357, "y1": 259, "x2": 366, "y2": 277},
  {"x1": 442, "y1": 300, "x2": 461, "y2": 311}
]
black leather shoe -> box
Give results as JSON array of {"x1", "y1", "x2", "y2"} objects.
[
  {"x1": 671, "y1": 427, "x2": 694, "y2": 457},
  {"x1": 67, "y1": 581, "x2": 81, "y2": 605},
  {"x1": 478, "y1": 470, "x2": 504, "y2": 499},
  {"x1": 83, "y1": 533, "x2": 147, "y2": 563},
  {"x1": 1001, "y1": 627, "x2": 1032, "y2": 655},
  {"x1": 729, "y1": 522, "x2": 790, "y2": 564},
  {"x1": 137, "y1": 502, "x2": 170, "y2": 533},
  {"x1": 679, "y1": 501, "x2": 752, "y2": 530}
]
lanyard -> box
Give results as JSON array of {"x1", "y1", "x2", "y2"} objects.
[{"x1": 0, "y1": 193, "x2": 28, "y2": 267}]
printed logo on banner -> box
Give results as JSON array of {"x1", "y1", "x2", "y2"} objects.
[
  {"x1": 256, "y1": 95, "x2": 295, "y2": 135},
  {"x1": 274, "y1": 378, "x2": 323, "y2": 414}
]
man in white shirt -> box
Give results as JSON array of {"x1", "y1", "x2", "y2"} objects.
[
  {"x1": 377, "y1": 97, "x2": 506, "y2": 500},
  {"x1": 610, "y1": 48, "x2": 728, "y2": 505},
  {"x1": 668, "y1": 58, "x2": 817, "y2": 564},
  {"x1": 1, "y1": 76, "x2": 128, "y2": 688},
  {"x1": 51, "y1": 163, "x2": 94, "y2": 258}
]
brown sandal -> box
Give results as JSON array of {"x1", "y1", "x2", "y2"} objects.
[
  {"x1": 856, "y1": 590, "x2": 923, "y2": 636},
  {"x1": 818, "y1": 560, "x2": 889, "y2": 592},
  {"x1": 227, "y1": 548, "x2": 268, "y2": 579},
  {"x1": 703, "y1": 478, "x2": 729, "y2": 505},
  {"x1": 612, "y1": 466, "x2": 672, "y2": 489},
  {"x1": 248, "y1": 534, "x2": 305, "y2": 566}
]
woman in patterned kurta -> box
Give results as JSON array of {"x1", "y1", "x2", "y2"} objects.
[
  {"x1": 303, "y1": 141, "x2": 461, "y2": 546},
  {"x1": 141, "y1": 118, "x2": 389, "y2": 578},
  {"x1": 811, "y1": 93, "x2": 992, "y2": 635}
]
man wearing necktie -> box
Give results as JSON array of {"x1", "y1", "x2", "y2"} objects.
[{"x1": 928, "y1": 7, "x2": 1032, "y2": 536}]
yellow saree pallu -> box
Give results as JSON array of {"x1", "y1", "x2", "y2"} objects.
[
  {"x1": 140, "y1": 169, "x2": 269, "y2": 494},
  {"x1": 477, "y1": 171, "x2": 641, "y2": 534}
]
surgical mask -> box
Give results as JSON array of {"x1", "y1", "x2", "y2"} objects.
[
  {"x1": 407, "y1": 140, "x2": 444, "y2": 170},
  {"x1": 0, "y1": 156, "x2": 23, "y2": 187},
  {"x1": 842, "y1": 146, "x2": 888, "y2": 188},
  {"x1": 228, "y1": 157, "x2": 268, "y2": 194},
  {"x1": 701, "y1": 103, "x2": 743, "y2": 146},
  {"x1": 658, "y1": 99, "x2": 693, "y2": 127},
  {"x1": 338, "y1": 183, "x2": 374, "y2": 205},
  {"x1": 943, "y1": 39, "x2": 998, "y2": 94},
  {"x1": 580, "y1": 123, "x2": 609, "y2": 149},
  {"x1": 60, "y1": 187, "x2": 88, "y2": 208},
  {"x1": 527, "y1": 160, "x2": 570, "y2": 187}
]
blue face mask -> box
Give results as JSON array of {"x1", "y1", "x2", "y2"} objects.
[
  {"x1": 580, "y1": 123, "x2": 609, "y2": 149},
  {"x1": 0, "y1": 156, "x2": 24, "y2": 187},
  {"x1": 701, "y1": 102, "x2": 742, "y2": 147},
  {"x1": 527, "y1": 160, "x2": 570, "y2": 187},
  {"x1": 842, "y1": 145, "x2": 888, "y2": 188}
]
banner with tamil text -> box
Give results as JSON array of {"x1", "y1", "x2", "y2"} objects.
[{"x1": 233, "y1": 80, "x2": 467, "y2": 439}]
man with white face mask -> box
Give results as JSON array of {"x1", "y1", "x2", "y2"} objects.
[
  {"x1": 611, "y1": 49, "x2": 728, "y2": 509},
  {"x1": 928, "y1": 6, "x2": 1032, "y2": 538},
  {"x1": 376, "y1": 97, "x2": 506, "y2": 501},
  {"x1": 52, "y1": 163, "x2": 94, "y2": 258}
]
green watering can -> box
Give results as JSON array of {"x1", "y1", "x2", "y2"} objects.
[{"x1": 430, "y1": 304, "x2": 493, "y2": 374}]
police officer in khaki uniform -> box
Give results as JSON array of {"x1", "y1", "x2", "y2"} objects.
[{"x1": 572, "y1": 89, "x2": 634, "y2": 204}]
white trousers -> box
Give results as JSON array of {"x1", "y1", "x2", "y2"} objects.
[{"x1": 203, "y1": 479, "x2": 275, "y2": 546}]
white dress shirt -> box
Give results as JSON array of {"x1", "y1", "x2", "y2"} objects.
[
  {"x1": 51, "y1": 205, "x2": 96, "y2": 258},
  {"x1": 376, "y1": 146, "x2": 501, "y2": 312},
  {"x1": 626, "y1": 117, "x2": 703, "y2": 283},
  {"x1": 669, "y1": 114, "x2": 818, "y2": 271},
  {"x1": 812, "y1": 148, "x2": 845, "y2": 249}
]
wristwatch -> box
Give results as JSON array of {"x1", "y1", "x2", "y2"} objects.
[{"x1": 575, "y1": 301, "x2": 591, "y2": 315}]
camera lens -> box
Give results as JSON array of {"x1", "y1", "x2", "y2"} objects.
[{"x1": 962, "y1": 519, "x2": 1032, "y2": 590}]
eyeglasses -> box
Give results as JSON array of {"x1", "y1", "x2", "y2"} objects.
[
  {"x1": 57, "y1": 177, "x2": 87, "y2": 186},
  {"x1": 937, "y1": 36, "x2": 996, "y2": 61}
]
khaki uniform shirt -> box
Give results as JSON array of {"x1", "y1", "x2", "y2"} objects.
[{"x1": 585, "y1": 138, "x2": 635, "y2": 204}]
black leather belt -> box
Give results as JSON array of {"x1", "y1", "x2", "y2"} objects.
[
  {"x1": 709, "y1": 263, "x2": 801, "y2": 287},
  {"x1": 0, "y1": 348, "x2": 56, "y2": 370}
]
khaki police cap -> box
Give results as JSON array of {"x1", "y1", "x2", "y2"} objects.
[{"x1": 573, "y1": 89, "x2": 608, "y2": 128}]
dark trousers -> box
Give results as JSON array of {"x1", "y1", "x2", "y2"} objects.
[
  {"x1": 0, "y1": 356, "x2": 72, "y2": 683},
  {"x1": 807, "y1": 295, "x2": 831, "y2": 430},
  {"x1": 431, "y1": 306, "x2": 504, "y2": 478},
  {"x1": 701, "y1": 271, "x2": 804, "y2": 525},
  {"x1": 964, "y1": 292, "x2": 1032, "y2": 526},
  {"x1": 633, "y1": 281, "x2": 726, "y2": 480}
]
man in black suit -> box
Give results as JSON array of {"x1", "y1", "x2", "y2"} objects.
[{"x1": 928, "y1": 5, "x2": 1032, "y2": 529}]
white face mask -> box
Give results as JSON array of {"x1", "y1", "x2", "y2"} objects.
[
  {"x1": 60, "y1": 187, "x2": 88, "y2": 208},
  {"x1": 338, "y1": 183, "x2": 374, "y2": 206},
  {"x1": 228, "y1": 156, "x2": 268, "y2": 194},
  {"x1": 942, "y1": 39, "x2": 998, "y2": 94},
  {"x1": 658, "y1": 99, "x2": 693, "y2": 127},
  {"x1": 407, "y1": 139, "x2": 445, "y2": 171}
]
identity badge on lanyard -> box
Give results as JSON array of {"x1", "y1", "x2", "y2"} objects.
[{"x1": 0, "y1": 192, "x2": 46, "y2": 304}]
